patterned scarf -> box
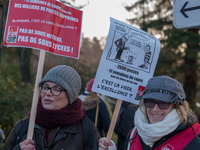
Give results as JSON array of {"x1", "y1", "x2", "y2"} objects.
[{"x1": 28, "y1": 97, "x2": 84, "y2": 129}]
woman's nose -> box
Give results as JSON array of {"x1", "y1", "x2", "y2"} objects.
[
  {"x1": 46, "y1": 89, "x2": 52, "y2": 95},
  {"x1": 152, "y1": 103, "x2": 160, "y2": 111}
]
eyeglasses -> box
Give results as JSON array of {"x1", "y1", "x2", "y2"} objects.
[
  {"x1": 144, "y1": 99, "x2": 170, "y2": 110},
  {"x1": 40, "y1": 85, "x2": 65, "y2": 96}
]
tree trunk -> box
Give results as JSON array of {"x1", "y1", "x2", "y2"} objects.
[
  {"x1": 183, "y1": 29, "x2": 198, "y2": 113},
  {"x1": 19, "y1": 48, "x2": 31, "y2": 83}
]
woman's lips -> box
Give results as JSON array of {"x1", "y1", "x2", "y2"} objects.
[{"x1": 44, "y1": 99, "x2": 53, "y2": 104}]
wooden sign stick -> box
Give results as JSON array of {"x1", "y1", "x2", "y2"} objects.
[
  {"x1": 106, "y1": 99, "x2": 122, "y2": 140},
  {"x1": 27, "y1": 50, "x2": 46, "y2": 139}
]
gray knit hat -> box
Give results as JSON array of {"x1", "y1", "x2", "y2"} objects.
[
  {"x1": 39, "y1": 65, "x2": 81, "y2": 104},
  {"x1": 142, "y1": 75, "x2": 186, "y2": 104}
]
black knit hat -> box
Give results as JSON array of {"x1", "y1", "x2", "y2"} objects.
[{"x1": 39, "y1": 65, "x2": 81, "y2": 104}]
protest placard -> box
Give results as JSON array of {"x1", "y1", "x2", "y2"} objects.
[
  {"x1": 93, "y1": 17, "x2": 160, "y2": 104},
  {"x1": 92, "y1": 18, "x2": 161, "y2": 140},
  {"x1": 4, "y1": 0, "x2": 82, "y2": 59}
]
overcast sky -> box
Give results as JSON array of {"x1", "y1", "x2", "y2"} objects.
[{"x1": 79, "y1": 0, "x2": 134, "y2": 38}]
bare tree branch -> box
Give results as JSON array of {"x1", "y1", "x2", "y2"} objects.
[{"x1": 58, "y1": 0, "x2": 89, "y2": 9}]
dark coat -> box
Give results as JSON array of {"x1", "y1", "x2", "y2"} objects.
[
  {"x1": 84, "y1": 99, "x2": 111, "y2": 137},
  {"x1": 2, "y1": 118, "x2": 100, "y2": 150},
  {"x1": 114, "y1": 104, "x2": 138, "y2": 150}
]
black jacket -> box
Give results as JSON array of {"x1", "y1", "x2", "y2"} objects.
[
  {"x1": 114, "y1": 104, "x2": 138, "y2": 150},
  {"x1": 2, "y1": 117, "x2": 100, "y2": 150},
  {"x1": 84, "y1": 99, "x2": 111, "y2": 137}
]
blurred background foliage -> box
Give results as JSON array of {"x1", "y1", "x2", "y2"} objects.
[{"x1": 0, "y1": 78, "x2": 33, "y2": 139}]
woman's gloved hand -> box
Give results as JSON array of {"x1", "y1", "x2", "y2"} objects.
[{"x1": 99, "y1": 137, "x2": 117, "y2": 150}]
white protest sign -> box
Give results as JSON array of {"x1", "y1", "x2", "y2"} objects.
[{"x1": 92, "y1": 18, "x2": 160, "y2": 104}]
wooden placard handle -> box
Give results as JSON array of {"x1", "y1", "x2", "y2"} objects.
[
  {"x1": 106, "y1": 99, "x2": 122, "y2": 140},
  {"x1": 27, "y1": 50, "x2": 46, "y2": 139}
]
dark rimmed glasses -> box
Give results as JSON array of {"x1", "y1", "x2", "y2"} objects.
[
  {"x1": 40, "y1": 85, "x2": 65, "y2": 96},
  {"x1": 144, "y1": 99, "x2": 170, "y2": 110}
]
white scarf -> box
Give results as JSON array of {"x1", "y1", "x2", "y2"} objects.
[{"x1": 134, "y1": 107, "x2": 181, "y2": 148}]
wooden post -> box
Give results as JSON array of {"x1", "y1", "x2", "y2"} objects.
[
  {"x1": 27, "y1": 50, "x2": 46, "y2": 139},
  {"x1": 106, "y1": 99, "x2": 122, "y2": 140}
]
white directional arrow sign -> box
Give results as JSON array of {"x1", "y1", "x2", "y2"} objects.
[{"x1": 173, "y1": 0, "x2": 200, "y2": 29}]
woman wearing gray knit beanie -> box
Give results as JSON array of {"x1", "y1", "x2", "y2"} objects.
[{"x1": 2, "y1": 65, "x2": 101, "y2": 150}]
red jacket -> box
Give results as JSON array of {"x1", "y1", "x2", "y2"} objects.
[{"x1": 128, "y1": 123, "x2": 200, "y2": 150}]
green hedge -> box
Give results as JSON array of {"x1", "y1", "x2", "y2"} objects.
[{"x1": 0, "y1": 78, "x2": 33, "y2": 143}]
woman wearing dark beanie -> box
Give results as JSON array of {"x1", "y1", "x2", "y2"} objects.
[{"x1": 2, "y1": 65, "x2": 101, "y2": 150}]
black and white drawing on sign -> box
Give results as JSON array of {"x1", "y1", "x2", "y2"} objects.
[
  {"x1": 138, "y1": 44, "x2": 151, "y2": 69},
  {"x1": 106, "y1": 26, "x2": 156, "y2": 73},
  {"x1": 114, "y1": 34, "x2": 130, "y2": 62}
]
